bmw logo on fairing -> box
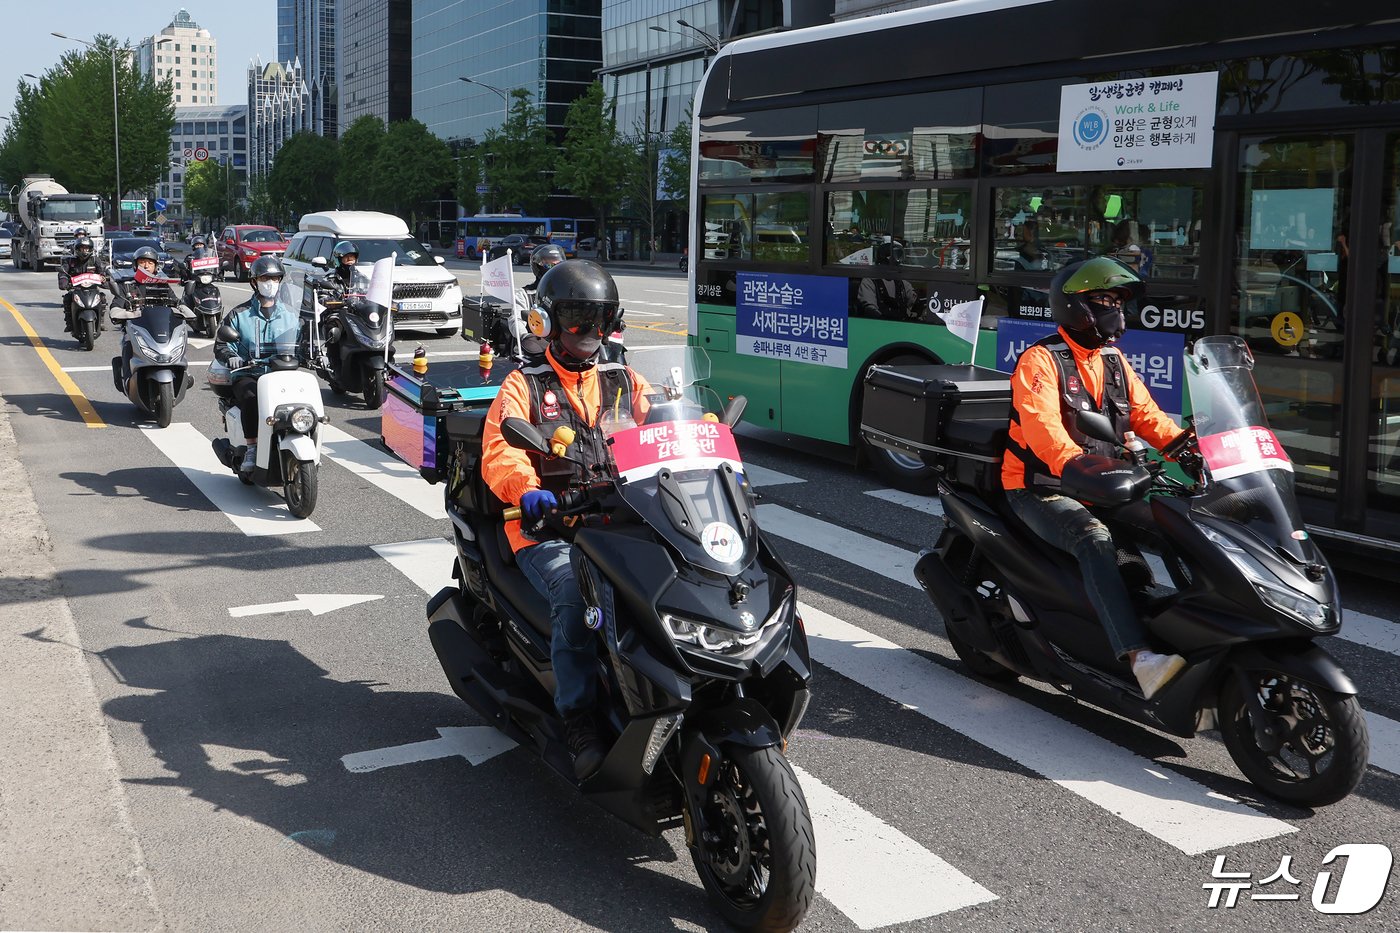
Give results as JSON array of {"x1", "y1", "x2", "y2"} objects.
[
  {"x1": 584, "y1": 606, "x2": 603, "y2": 630},
  {"x1": 739, "y1": 611, "x2": 757, "y2": 630}
]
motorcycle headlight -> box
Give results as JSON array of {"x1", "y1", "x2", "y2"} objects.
[
  {"x1": 131, "y1": 333, "x2": 174, "y2": 365},
  {"x1": 198, "y1": 273, "x2": 213, "y2": 284},
  {"x1": 289, "y1": 406, "x2": 317, "y2": 434},
  {"x1": 661, "y1": 596, "x2": 788, "y2": 654},
  {"x1": 1198, "y1": 525, "x2": 1333, "y2": 629}
]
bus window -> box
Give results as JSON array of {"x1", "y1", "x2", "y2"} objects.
[
  {"x1": 1087, "y1": 183, "x2": 1204, "y2": 283},
  {"x1": 753, "y1": 192, "x2": 810, "y2": 263},
  {"x1": 897, "y1": 188, "x2": 973, "y2": 272},
  {"x1": 698, "y1": 107, "x2": 818, "y2": 184},
  {"x1": 817, "y1": 88, "x2": 980, "y2": 182},
  {"x1": 702, "y1": 195, "x2": 753, "y2": 261},
  {"x1": 991, "y1": 186, "x2": 1091, "y2": 273}
]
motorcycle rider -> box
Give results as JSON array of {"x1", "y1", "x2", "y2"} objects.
[
  {"x1": 110, "y1": 246, "x2": 170, "y2": 312},
  {"x1": 326, "y1": 240, "x2": 368, "y2": 296},
  {"x1": 480, "y1": 261, "x2": 650, "y2": 779},
  {"x1": 214, "y1": 256, "x2": 301, "y2": 474},
  {"x1": 499, "y1": 243, "x2": 567, "y2": 356},
  {"x1": 59, "y1": 235, "x2": 108, "y2": 333},
  {"x1": 1002, "y1": 256, "x2": 1188, "y2": 699}
]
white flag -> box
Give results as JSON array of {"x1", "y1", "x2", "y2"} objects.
[
  {"x1": 481, "y1": 252, "x2": 515, "y2": 306},
  {"x1": 939, "y1": 296, "x2": 984, "y2": 357},
  {"x1": 366, "y1": 255, "x2": 395, "y2": 309}
]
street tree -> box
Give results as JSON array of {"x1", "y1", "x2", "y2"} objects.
[
  {"x1": 371, "y1": 119, "x2": 453, "y2": 221},
  {"x1": 481, "y1": 88, "x2": 553, "y2": 214},
  {"x1": 620, "y1": 118, "x2": 663, "y2": 263},
  {"x1": 245, "y1": 174, "x2": 273, "y2": 225},
  {"x1": 184, "y1": 158, "x2": 235, "y2": 230},
  {"x1": 454, "y1": 143, "x2": 484, "y2": 217},
  {"x1": 556, "y1": 83, "x2": 630, "y2": 260},
  {"x1": 0, "y1": 80, "x2": 47, "y2": 187},
  {"x1": 337, "y1": 115, "x2": 385, "y2": 210},
  {"x1": 267, "y1": 131, "x2": 339, "y2": 224}
]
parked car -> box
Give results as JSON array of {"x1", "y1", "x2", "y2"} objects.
[
  {"x1": 487, "y1": 233, "x2": 549, "y2": 265},
  {"x1": 218, "y1": 225, "x2": 289, "y2": 280},
  {"x1": 0, "y1": 230, "x2": 11, "y2": 260},
  {"x1": 283, "y1": 210, "x2": 462, "y2": 336}
]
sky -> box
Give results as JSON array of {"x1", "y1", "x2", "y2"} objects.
[{"x1": 5, "y1": 3, "x2": 277, "y2": 121}]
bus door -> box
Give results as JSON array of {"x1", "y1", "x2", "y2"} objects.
[{"x1": 1226, "y1": 128, "x2": 1400, "y2": 541}]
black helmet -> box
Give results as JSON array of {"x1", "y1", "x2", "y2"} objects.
[
  {"x1": 133, "y1": 245, "x2": 160, "y2": 266},
  {"x1": 191, "y1": 236, "x2": 206, "y2": 249},
  {"x1": 331, "y1": 241, "x2": 359, "y2": 267},
  {"x1": 249, "y1": 255, "x2": 285, "y2": 280},
  {"x1": 1049, "y1": 256, "x2": 1144, "y2": 348},
  {"x1": 75, "y1": 236, "x2": 93, "y2": 258},
  {"x1": 530, "y1": 243, "x2": 566, "y2": 279},
  {"x1": 528, "y1": 260, "x2": 622, "y2": 361},
  {"x1": 874, "y1": 239, "x2": 904, "y2": 265}
]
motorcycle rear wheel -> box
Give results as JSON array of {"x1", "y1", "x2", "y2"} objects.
[
  {"x1": 688, "y1": 746, "x2": 815, "y2": 933},
  {"x1": 1220, "y1": 670, "x2": 1368, "y2": 807},
  {"x1": 153, "y1": 381, "x2": 174, "y2": 428},
  {"x1": 283, "y1": 456, "x2": 319, "y2": 518}
]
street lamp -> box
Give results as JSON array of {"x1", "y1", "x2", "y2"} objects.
[
  {"x1": 458, "y1": 76, "x2": 509, "y2": 129},
  {"x1": 676, "y1": 19, "x2": 722, "y2": 53},
  {"x1": 52, "y1": 32, "x2": 123, "y2": 226}
]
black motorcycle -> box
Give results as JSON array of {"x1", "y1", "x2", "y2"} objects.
[
  {"x1": 428, "y1": 349, "x2": 816, "y2": 931},
  {"x1": 304, "y1": 266, "x2": 392, "y2": 408},
  {"x1": 182, "y1": 252, "x2": 224, "y2": 337},
  {"x1": 61, "y1": 268, "x2": 108, "y2": 351},
  {"x1": 889, "y1": 336, "x2": 1368, "y2": 807}
]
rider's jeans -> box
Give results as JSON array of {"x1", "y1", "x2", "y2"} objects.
[
  {"x1": 1005, "y1": 488, "x2": 1149, "y2": 661},
  {"x1": 516, "y1": 539, "x2": 596, "y2": 716}
]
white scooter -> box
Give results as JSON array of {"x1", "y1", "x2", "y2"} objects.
[{"x1": 208, "y1": 282, "x2": 326, "y2": 518}]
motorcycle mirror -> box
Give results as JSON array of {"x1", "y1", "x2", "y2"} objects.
[
  {"x1": 1074, "y1": 409, "x2": 1121, "y2": 446},
  {"x1": 311, "y1": 256, "x2": 328, "y2": 268},
  {"x1": 501, "y1": 417, "x2": 551, "y2": 454},
  {"x1": 217, "y1": 324, "x2": 239, "y2": 343},
  {"x1": 722, "y1": 394, "x2": 747, "y2": 427}
]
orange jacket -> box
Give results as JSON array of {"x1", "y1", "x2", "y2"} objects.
[
  {"x1": 1002, "y1": 327, "x2": 1182, "y2": 490},
  {"x1": 482, "y1": 348, "x2": 652, "y2": 551}
]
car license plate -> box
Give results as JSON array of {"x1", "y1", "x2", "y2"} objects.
[{"x1": 399, "y1": 300, "x2": 433, "y2": 311}]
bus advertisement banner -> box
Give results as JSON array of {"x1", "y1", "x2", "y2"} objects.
[
  {"x1": 995, "y1": 317, "x2": 1186, "y2": 414},
  {"x1": 1057, "y1": 70, "x2": 1218, "y2": 172},
  {"x1": 736, "y1": 272, "x2": 849, "y2": 368}
]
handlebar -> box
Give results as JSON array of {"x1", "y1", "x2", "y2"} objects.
[{"x1": 503, "y1": 483, "x2": 615, "y2": 528}]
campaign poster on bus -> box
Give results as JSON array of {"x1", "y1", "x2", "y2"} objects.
[
  {"x1": 995, "y1": 317, "x2": 1186, "y2": 414},
  {"x1": 1057, "y1": 71, "x2": 1218, "y2": 172},
  {"x1": 736, "y1": 272, "x2": 849, "y2": 368}
]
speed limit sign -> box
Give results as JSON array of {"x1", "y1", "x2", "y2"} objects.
[{"x1": 194, "y1": 147, "x2": 209, "y2": 161}]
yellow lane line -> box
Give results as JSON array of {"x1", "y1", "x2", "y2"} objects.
[
  {"x1": 630, "y1": 322, "x2": 689, "y2": 336},
  {"x1": 0, "y1": 295, "x2": 106, "y2": 428}
]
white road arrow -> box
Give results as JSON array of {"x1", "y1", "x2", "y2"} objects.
[
  {"x1": 341, "y1": 727, "x2": 516, "y2": 773},
  {"x1": 228, "y1": 594, "x2": 383, "y2": 618}
]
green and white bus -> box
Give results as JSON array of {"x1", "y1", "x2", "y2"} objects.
[{"x1": 687, "y1": 0, "x2": 1400, "y2": 555}]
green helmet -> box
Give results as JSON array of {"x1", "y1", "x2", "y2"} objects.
[{"x1": 1049, "y1": 256, "x2": 1144, "y2": 347}]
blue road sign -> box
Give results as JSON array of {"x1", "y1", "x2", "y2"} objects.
[{"x1": 153, "y1": 198, "x2": 168, "y2": 212}]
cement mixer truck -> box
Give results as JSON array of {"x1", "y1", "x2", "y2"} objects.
[{"x1": 9, "y1": 174, "x2": 105, "y2": 270}]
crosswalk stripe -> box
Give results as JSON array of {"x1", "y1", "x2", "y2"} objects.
[
  {"x1": 373, "y1": 537, "x2": 456, "y2": 596},
  {"x1": 793, "y1": 764, "x2": 997, "y2": 927},
  {"x1": 864, "y1": 487, "x2": 944, "y2": 516},
  {"x1": 1366, "y1": 711, "x2": 1400, "y2": 776},
  {"x1": 743, "y1": 464, "x2": 807, "y2": 488},
  {"x1": 798, "y1": 601, "x2": 1298, "y2": 854},
  {"x1": 1342, "y1": 610, "x2": 1400, "y2": 656},
  {"x1": 319, "y1": 425, "x2": 446, "y2": 519},
  {"x1": 140, "y1": 424, "x2": 320, "y2": 536}
]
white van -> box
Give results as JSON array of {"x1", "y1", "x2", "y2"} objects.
[{"x1": 284, "y1": 211, "x2": 462, "y2": 335}]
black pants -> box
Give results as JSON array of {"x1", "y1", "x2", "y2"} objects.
[{"x1": 232, "y1": 376, "x2": 260, "y2": 440}]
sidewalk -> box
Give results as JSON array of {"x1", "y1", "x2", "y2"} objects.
[{"x1": 0, "y1": 392, "x2": 163, "y2": 931}]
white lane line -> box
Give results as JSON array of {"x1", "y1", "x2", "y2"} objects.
[
  {"x1": 759, "y1": 505, "x2": 917, "y2": 585},
  {"x1": 1342, "y1": 611, "x2": 1400, "y2": 656},
  {"x1": 794, "y1": 763, "x2": 996, "y2": 927},
  {"x1": 319, "y1": 425, "x2": 446, "y2": 519},
  {"x1": 188, "y1": 337, "x2": 214, "y2": 349},
  {"x1": 139, "y1": 424, "x2": 320, "y2": 536},
  {"x1": 373, "y1": 537, "x2": 456, "y2": 597},
  {"x1": 865, "y1": 487, "x2": 944, "y2": 516},
  {"x1": 743, "y1": 464, "x2": 807, "y2": 488},
  {"x1": 64, "y1": 361, "x2": 211, "y2": 373},
  {"x1": 1365, "y1": 711, "x2": 1400, "y2": 777},
  {"x1": 800, "y1": 602, "x2": 1297, "y2": 854}
]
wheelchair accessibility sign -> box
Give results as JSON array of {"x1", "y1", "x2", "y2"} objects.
[{"x1": 1272, "y1": 311, "x2": 1305, "y2": 347}]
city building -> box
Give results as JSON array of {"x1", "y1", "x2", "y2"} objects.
[
  {"x1": 136, "y1": 8, "x2": 218, "y2": 107},
  {"x1": 338, "y1": 0, "x2": 412, "y2": 125},
  {"x1": 279, "y1": 0, "x2": 338, "y2": 136},
  {"x1": 156, "y1": 105, "x2": 249, "y2": 224},
  {"x1": 248, "y1": 59, "x2": 312, "y2": 179},
  {"x1": 411, "y1": 0, "x2": 602, "y2": 145}
]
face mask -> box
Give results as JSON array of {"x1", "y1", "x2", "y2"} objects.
[
  {"x1": 256, "y1": 279, "x2": 281, "y2": 299},
  {"x1": 557, "y1": 330, "x2": 601, "y2": 362}
]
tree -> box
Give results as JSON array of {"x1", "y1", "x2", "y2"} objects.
[
  {"x1": 481, "y1": 88, "x2": 554, "y2": 214},
  {"x1": 659, "y1": 109, "x2": 692, "y2": 205},
  {"x1": 184, "y1": 158, "x2": 234, "y2": 229},
  {"x1": 245, "y1": 174, "x2": 273, "y2": 225},
  {"x1": 620, "y1": 118, "x2": 663, "y2": 263},
  {"x1": 336, "y1": 115, "x2": 385, "y2": 210},
  {"x1": 454, "y1": 143, "x2": 484, "y2": 217},
  {"x1": 556, "y1": 83, "x2": 631, "y2": 261},
  {"x1": 371, "y1": 119, "x2": 453, "y2": 221},
  {"x1": 267, "y1": 131, "x2": 338, "y2": 223},
  {"x1": 0, "y1": 80, "x2": 47, "y2": 188}
]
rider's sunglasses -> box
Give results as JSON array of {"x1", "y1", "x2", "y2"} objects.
[
  {"x1": 1086, "y1": 292, "x2": 1126, "y2": 309},
  {"x1": 554, "y1": 300, "x2": 619, "y2": 336}
]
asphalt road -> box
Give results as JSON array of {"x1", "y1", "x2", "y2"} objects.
[{"x1": 0, "y1": 260, "x2": 1397, "y2": 932}]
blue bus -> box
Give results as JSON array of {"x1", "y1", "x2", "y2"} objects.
[{"x1": 456, "y1": 214, "x2": 578, "y2": 259}]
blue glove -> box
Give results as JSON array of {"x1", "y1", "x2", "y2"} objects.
[{"x1": 520, "y1": 489, "x2": 557, "y2": 521}]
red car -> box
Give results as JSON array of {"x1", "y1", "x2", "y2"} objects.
[{"x1": 218, "y1": 224, "x2": 289, "y2": 280}]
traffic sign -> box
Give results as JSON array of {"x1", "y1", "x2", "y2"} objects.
[
  {"x1": 155, "y1": 213, "x2": 167, "y2": 225},
  {"x1": 120, "y1": 199, "x2": 144, "y2": 212},
  {"x1": 194, "y1": 147, "x2": 209, "y2": 162},
  {"x1": 183, "y1": 147, "x2": 193, "y2": 159},
  {"x1": 1272, "y1": 311, "x2": 1304, "y2": 348},
  {"x1": 475, "y1": 184, "x2": 489, "y2": 194},
  {"x1": 153, "y1": 197, "x2": 168, "y2": 212}
]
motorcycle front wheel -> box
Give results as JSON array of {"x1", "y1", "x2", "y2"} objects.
[
  {"x1": 283, "y1": 456, "x2": 319, "y2": 518},
  {"x1": 152, "y1": 381, "x2": 174, "y2": 428},
  {"x1": 688, "y1": 745, "x2": 816, "y2": 933},
  {"x1": 78, "y1": 317, "x2": 97, "y2": 351},
  {"x1": 363, "y1": 364, "x2": 385, "y2": 410},
  {"x1": 1220, "y1": 669, "x2": 1369, "y2": 807}
]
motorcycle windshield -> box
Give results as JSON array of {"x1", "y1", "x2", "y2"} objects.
[
  {"x1": 1184, "y1": 336, "x2": 1310, "y2": 558},
  {"x1": 137, "y1": 304, "x2": 179, "y2": 342},
  {"x1": 600, "y1": 348, "x2": 753, "y2": 573}
]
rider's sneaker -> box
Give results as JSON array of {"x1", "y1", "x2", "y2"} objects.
[
  {"x1": 240, "y1": 444, "x2": 258, "y2": 474},
  {"x1": 1133, "y1": 650, "x2": 1187, "y2": 699},
  {"x1": 564, "y1": 711, "x2": 605, "y2": 780}
]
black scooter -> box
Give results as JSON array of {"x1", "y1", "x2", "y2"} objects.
[
  {"x1": 427, "y1": 360, "x2": 815, "y2": 931},
  {"x1": 181, "y1": 253, "x2": 224, "y2": 337},
  {"x1": 304, "y1": 262, "x2": 392, "y2": 408},
  {"x1": 907, "y1": 336, "x2": 1368, "y2": 807},
  {"x1": 61, "y1": 268, "x2": 108, "y2": 351}
]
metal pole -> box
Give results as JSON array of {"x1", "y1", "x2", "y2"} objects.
[{"x1": 111, "y1": 49, "x2": 121, "y2": 228}]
